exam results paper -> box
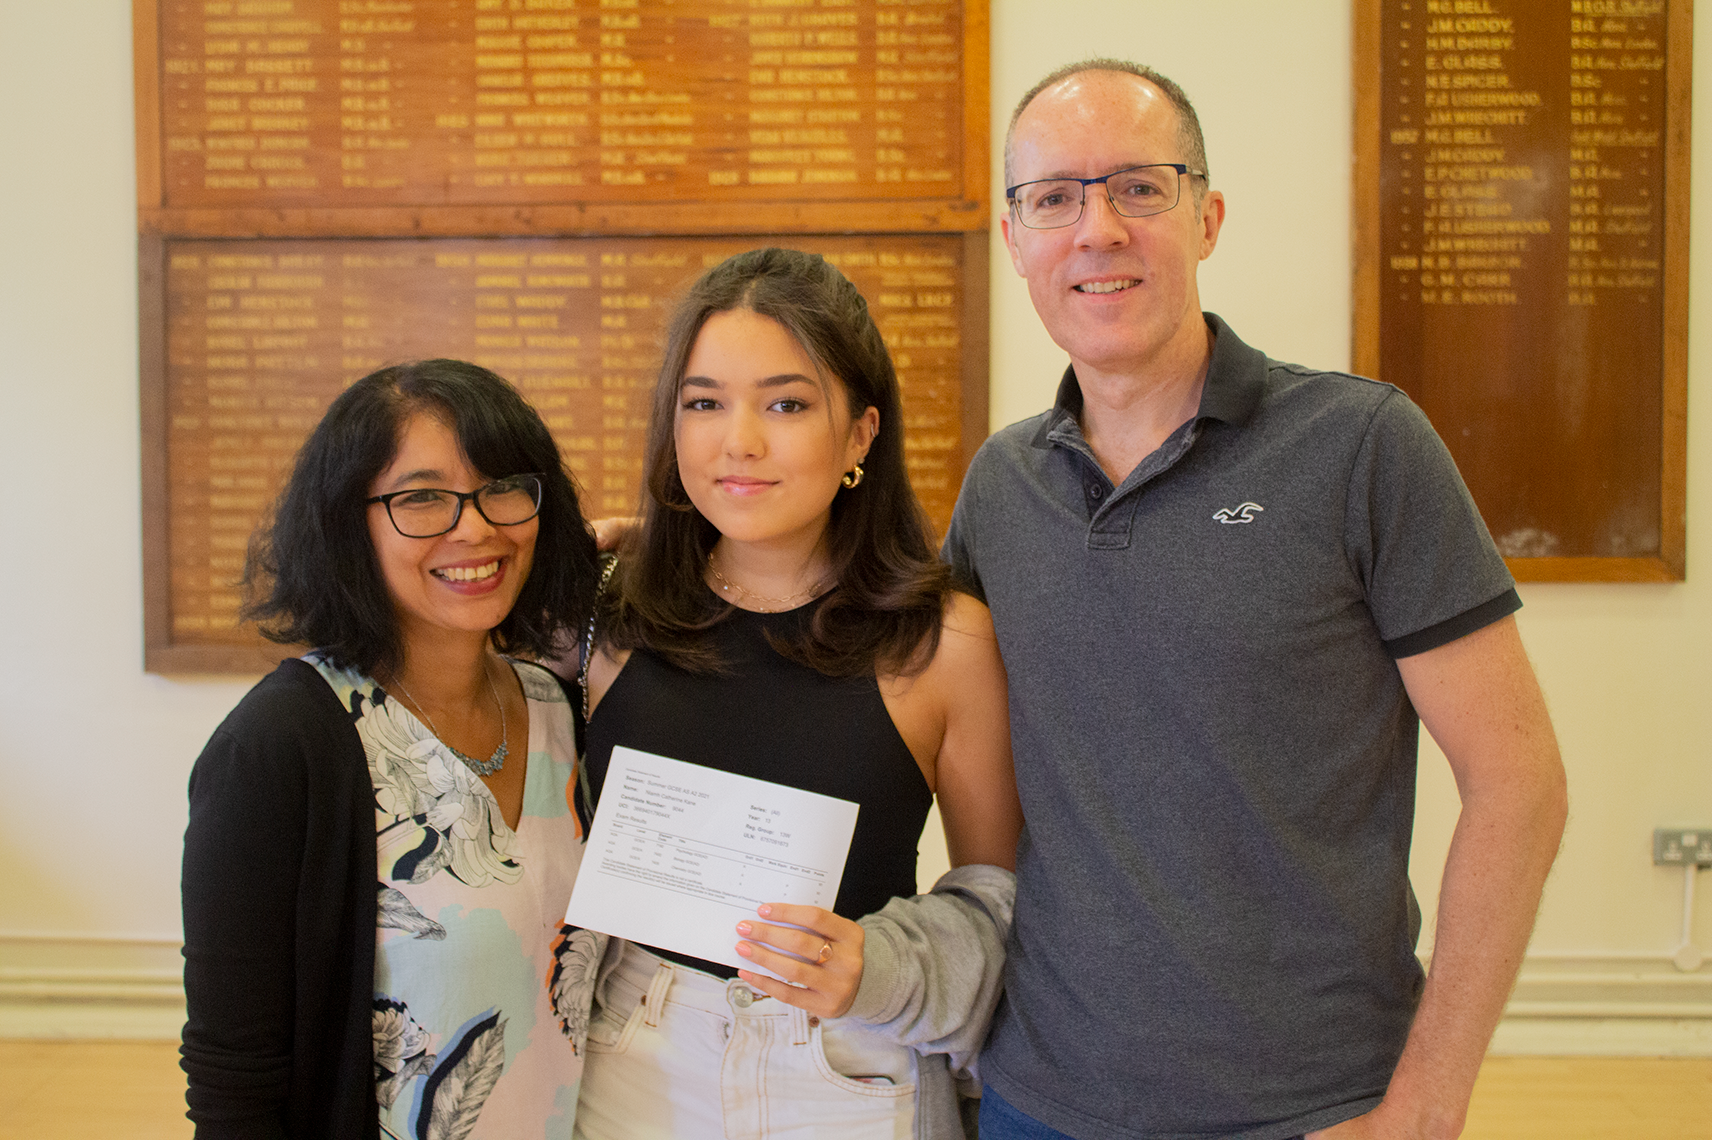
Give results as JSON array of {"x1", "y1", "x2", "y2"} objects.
[{"x1": 564, "y1": 745, "x2": 860, "y2": 974}]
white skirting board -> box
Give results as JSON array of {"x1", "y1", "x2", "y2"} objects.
[
  {"x1": 1487, "y1": 954, "x2": 1712, "y2": 1056},
  {"x1": 0, "y1": 934, "x2": 185, "y2": 1040},
  {"x1": 2, "y1": 937, "x2": 1711, "y2": 1052}
]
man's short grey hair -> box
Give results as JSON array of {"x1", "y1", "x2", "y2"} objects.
[{"x1": 1003, "y1": 59, "x2": 1209, "y2": 205}]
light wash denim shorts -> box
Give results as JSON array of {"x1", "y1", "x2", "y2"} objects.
[{"x1": 575, "y1": 940, "x2": 916, "y2": 1140}]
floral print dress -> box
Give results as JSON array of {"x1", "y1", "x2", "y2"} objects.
[{"x1": 310, "y1": 654, "x2": 606, "y2": 1140}]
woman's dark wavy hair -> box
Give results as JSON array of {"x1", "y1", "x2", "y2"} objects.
[
  {"x1": 243, "y1": 359, "x2": 599, "y2": 676},
  {"x1": 604, "y1": 247, "x2": 951, "y2": 677}
]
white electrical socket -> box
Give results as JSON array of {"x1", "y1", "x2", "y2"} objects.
[{"x1": 1654, "y1": 828, "x2": 1712, "y2": 866}]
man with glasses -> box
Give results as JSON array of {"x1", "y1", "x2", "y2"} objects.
[{"x1": 944, "y1": 60, "x2": 1566, "y2": 1140}]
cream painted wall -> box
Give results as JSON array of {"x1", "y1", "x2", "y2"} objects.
[
  {"x1": 0, "y1": 0, "x2": 1706, "y2": 1039},
  {"x1": 0, "y1": 1, "x2": 253, "y2": 945}
]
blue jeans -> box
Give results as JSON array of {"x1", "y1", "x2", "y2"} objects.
[
  {"x1": 977, "y1": 1085, "x2": 1079, "y2": 1140},
  {"x1": 978, "y1": 1084, "x2": 1306, "y2": 1140}
]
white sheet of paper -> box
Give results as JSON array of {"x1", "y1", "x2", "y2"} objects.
[{"x1": 564, "y1": 745, "x2": 860, "y2": 975}]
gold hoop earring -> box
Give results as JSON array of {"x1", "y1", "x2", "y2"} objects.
[{"x1": 840, "y1": 463, "x2": 864, "y2": 489}]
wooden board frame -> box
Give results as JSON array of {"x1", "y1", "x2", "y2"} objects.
[
  {"x1": 133, "y1": 0, "x2": 992, "y2": 238},
  {"x1": 1352, "y1": 0, "x2": 1691, "y2": 582},
  {"x1": 139, "y1": 231, "x2": 294, "y2": 674},
  {"x1": 135, "y1": 1, "x2": 993, "y2": 673},
  {"x1": 139, "y1": 231, "x2": 990, "y2": 675}
]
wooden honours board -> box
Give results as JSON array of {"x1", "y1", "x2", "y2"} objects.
[
  {"x1": 1354, "y1": 0, "x2": 1690, "y2": 581},
  {"x1": 137, "y1": 0, "x2": 989, "y2": 234},
  {"x1": 135, "y1": 0, "x2": 990, "y2": 673},
  {"x1": 142, "y1": 233, "x2": 983, "y2": 668}
]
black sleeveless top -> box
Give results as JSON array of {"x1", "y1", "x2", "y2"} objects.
[{"x1": 586, "y1": 601, "x2": 933, "y2": 978}]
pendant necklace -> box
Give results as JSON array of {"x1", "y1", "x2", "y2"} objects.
[
  {"x1": 707, "y1": 553, "x2": 826, "y2": 613},
  {"x1": 390, "y1": 656, "x2": 508, "y2": 776}
]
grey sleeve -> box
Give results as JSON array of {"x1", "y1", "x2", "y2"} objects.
[
  {"x1": 939, "y1": 460, "x2": 986, "y2": 604},
  {"x1": 844, "y1": 863, "x2": 1016, "y2": 1079},
  {"x1": 1345, "y1": 388, "x2": 1519, "y2": 655}
]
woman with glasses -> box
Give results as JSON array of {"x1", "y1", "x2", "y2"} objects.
[
  {"x1": 574, "y1": 248, "x2": 1024, "y2": 1140},
  {"x1": 181, "y1": 359, "x2": 602, "y2": 1139}
]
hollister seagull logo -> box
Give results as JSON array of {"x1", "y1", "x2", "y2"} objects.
[{"x1": 1213, "y1": 502, "x2": 1265, "y2": 524}]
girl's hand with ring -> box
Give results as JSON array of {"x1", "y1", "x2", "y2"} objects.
[{"x1": 734, "y1": 903, "x2": 865, "y2": 1018}]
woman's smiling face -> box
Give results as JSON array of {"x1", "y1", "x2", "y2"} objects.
[
  {"x1": 673, "y1": 308, "x2": 876, "y2": 553},
  {"x1": 365, "y1": 410, "x2": 539, "y2": 643}
]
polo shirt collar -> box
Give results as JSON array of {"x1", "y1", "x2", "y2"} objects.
[{"x1": 1031, "y1": 312, "x2": 1267, "y2": 449}]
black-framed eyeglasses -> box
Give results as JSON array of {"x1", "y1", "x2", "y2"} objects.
[
  {"x1": 366, "y1": 474, "x2": 545, "y2": 538},
  {"x1": 1006, "y1": 163, "x2": 1206, "y2": 230}
]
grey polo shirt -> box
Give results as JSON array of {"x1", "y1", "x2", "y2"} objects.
[{"x1": 944, "y1": 315, "x2": 1519, "y2": 1140}]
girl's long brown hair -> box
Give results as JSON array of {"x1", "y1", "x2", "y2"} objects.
[{"x1": 602, "y1": 247, "x2": 951, "y2": 677}]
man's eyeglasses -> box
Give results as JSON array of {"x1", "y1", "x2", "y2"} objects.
[
  {"x1": 1006, "y1": 163, "x2": 1206, "y2": 230},
  {"x1": 367, "y1": 474, "x2": 545, "y2": 538}
]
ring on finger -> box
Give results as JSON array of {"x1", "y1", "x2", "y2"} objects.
[{"x1": 816, "y1": 941, "x2": 832, "y2": 965}]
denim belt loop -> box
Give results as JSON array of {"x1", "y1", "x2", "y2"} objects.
[{"x1": 640, "y1": 960, "x2": 673, "y2": 1029}]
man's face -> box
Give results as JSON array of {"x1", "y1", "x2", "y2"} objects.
[{"x1": 1003, "y1": 72, "x2": 1224, "y2": 383}]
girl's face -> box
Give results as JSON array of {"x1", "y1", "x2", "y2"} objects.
[
  {"x1": 673, "y1": 308, "x2": 877, "y2": 554},
  {"x1": 365, "y1": 411, "x2": 538, "y2": 644}
]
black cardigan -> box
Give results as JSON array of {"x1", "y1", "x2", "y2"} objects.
[{"x1": 181, "y1": 658, "x2": 381, "y2": 1140}]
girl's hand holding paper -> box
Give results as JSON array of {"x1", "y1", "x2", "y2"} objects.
[{"x1": 735, "y1": 903, "x2": 866, "y2": 1018}]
